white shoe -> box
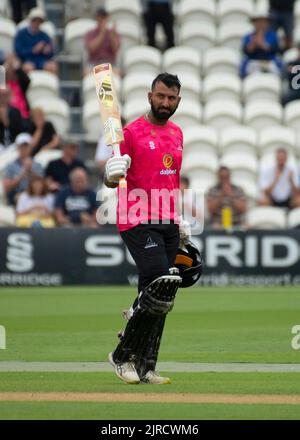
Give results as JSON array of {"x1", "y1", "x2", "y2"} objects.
[
  {"x1": 141, "y1": 370, "x2": 171, "y2": 385},
  {"x1": 108, "y1": 352, "x2": 140, "y2": 384}
]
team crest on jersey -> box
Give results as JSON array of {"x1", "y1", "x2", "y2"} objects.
[{"x1": 163, "y1": 154, "x2": 173, "y2": 169}]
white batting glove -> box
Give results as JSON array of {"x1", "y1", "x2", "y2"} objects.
[
  {"x1": 179, "y1": 218, "x2": 191, "y2": 245},
  {"x1": 105, "y1": 154, "x2": 131, "y2": 184}
]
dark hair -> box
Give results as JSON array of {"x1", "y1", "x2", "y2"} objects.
[
  {"x1": 219, "y1": 166, "x2": 230, "y2": 173},
  {"x1": 28, "y1": 175, "x2": 48, "y2": 196},
  {"x1": 180, "y1": 176, "x2": 190, "y2": 187},
  {"x1": 95, "y1": 7, "x2": 108, "y2": 17},
  {"x1": 151, "y1": 72, "x2": 181, "y2": 92}
]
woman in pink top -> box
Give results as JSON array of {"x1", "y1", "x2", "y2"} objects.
[{"x1": 5, "y1": 54, "x2": 30, "y2": 120}]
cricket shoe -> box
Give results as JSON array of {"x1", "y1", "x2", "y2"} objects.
[
  {"x1": 141, "y1": 371, "x2": 171, "y2": 385},
  {"x1": 108, "y1": 352, "x2": 140, "y2": 384}
]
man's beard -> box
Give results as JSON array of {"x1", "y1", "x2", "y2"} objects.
[{"x1": 150, "y1": 102, "x2": 177, "y2": 121}]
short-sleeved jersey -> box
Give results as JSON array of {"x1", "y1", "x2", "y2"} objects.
[{"x1": 117, "y1": 116, "x2": 183, "y2": 231}]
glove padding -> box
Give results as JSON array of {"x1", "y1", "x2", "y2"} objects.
[{"x1": 105, "y1": 154, "x2": 131, "y2": 184}]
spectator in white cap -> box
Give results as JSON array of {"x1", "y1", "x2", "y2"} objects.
[
  {"x1": 3, "y1": 132, "x2": 44, "y2": 205},
  {"x1": 14, "y1": 7, "x2": 58, "y2": 74}
]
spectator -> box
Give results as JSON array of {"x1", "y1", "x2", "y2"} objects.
[
  {"x1": 14, "y1": 7, "x2": 58, "y2": 75},
  {"x1": 9, "y1": 0, "x2": 37, "y2": 24},
  {"x1": 240, "y1": 12, "x2": 282, "y2": 78},
  {"x1": 84, "y1": 7, "x2": 120, "y2": 76},
  {"x1": 282, "y1": 42, "x2": 300, "y2": 105},
  {"x1": 259, "y1": 148, "x2": 300, "y2": 209},
  {"x1": 3, "y1": 132, "x2": 43, "y2": 205},
  {"x1": 141, "y1": 0, "x2": 175, "y2": 50},
  {"x1": 45, "y1": 140, "x2": 85, "y2": 192},
  {"x1": 54, "y1": 168, "x2": 98, "y2": 227},
  {"x1": 28, "y1": 107, "x2": 59, "y2": 156},
  {"x1": 269, "y1": 0, "x2": 295, "y2": 51},
  {"x1": 4, "y1": 53, "x2": 31, "y2": 121},
  {"x1": 207, "y1": 166, "x2": 247, "y2": 229},
  {"x1": 16, "y1": 175, "x2": 55, "y2": 227},
  {"x1": 0, "y1": 88, "x2": 24, "y2": 152}
]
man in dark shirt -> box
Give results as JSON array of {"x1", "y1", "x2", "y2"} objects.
[
  {"x1": 269, "y1": 0, "x2": 295, "y2": 50},
  {"x1": 45, "y1": 141, "x2": 86, "y2": 192},
  {"x1": 54, "y1": 167, "x2": 98, "y2": 227}
]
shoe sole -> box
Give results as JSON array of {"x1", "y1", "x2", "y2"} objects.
[{"x1": 108, "y1": 352, "x2": 140, "y2": 385}]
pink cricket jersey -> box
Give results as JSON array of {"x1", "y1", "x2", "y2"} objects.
[{"x1": 117, "y1": 116, "x2": 183, "y2": 231}]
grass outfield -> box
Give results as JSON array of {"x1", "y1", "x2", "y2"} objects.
[{"x1": 0, "y1": 286, "x2": 300, "y2": 419}]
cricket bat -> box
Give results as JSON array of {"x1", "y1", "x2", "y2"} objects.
[{"x1": 93, "y1": 63, "x2": 126, "y2": 188}]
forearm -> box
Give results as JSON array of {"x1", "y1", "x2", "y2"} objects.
[
  {"x1": 232, "y1": 199, "x2": 247, "y2": 214},
  {"x1": 40, "y1": 135, "x2": 60, "y2": 151},
  {"x1": 3, "y1": 175, "x2": 24, "y2": 193}
]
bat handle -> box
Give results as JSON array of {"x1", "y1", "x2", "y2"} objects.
[{"x1": 113, "y1": 143, "x2": 127, "y2": 189}]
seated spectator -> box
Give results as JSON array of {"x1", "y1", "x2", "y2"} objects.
[
  {"x1": 16, "y1": 175, "x2": 55, "y2": 227},
  {"x1": 141, "y1": 0, "x2": 175, "y2": 50},
  {"x1": 269, "y1": 0, "x2": 295, "y2": 51},
  {"x1": 54, "y1": 168, "x2": 98, "y2": 227},
  {"x1": 259, "y1": 148, "x2": 300, "y2": 209},
  {"x1": 14, "y1": 7, "x2": 57, "y2": 75},
  {"x1": 4, "y1": 53, "x2": 31, "y2": 121},
  {"x1": 240, "y1": 12, "x2": 282, "y2": 78},
  {"x1": 28, "y1": 107, "x2": 59, "y2": 156},
  {"x1": 0, "y1": 88, "x2": 24, "y2": 152},
  {"x1": 207, "y1": 166, "x2": 247, "y2": 229},
  {"x1": 45, "y1": 140, "x2": 86, "y2": 192},
  {"x1": 9, "y1": 0, "x2": 37, "y2": 24},
  {"x1": 282, "y1": 42, "x2": 300, "y2": 105},
  {"x1": 3, "y1": 132, "x2": 44, "y2": 205},
  {"x1": 84, "y1": 7, "x2": 120, "y2": 76}
]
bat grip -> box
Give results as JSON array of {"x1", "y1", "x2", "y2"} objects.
[{"x1": 113, "y1": 144, "x2": 127, "y2": 189}]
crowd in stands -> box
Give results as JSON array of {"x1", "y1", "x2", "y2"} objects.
[{"x1": 1, "y1": 0, "x2": 300, "y2": 230}]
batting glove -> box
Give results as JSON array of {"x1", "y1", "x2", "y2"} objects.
[{"x1": 105, "y1": 154, "x2": 131, "y2": 184}]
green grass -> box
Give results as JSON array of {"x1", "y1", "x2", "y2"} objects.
[
  {"x1": 0, "y1": 286, "x2": 299, "y2": 363},
  {"x1": 0, "y1": 286, "x2": 300, "y2": 419}
]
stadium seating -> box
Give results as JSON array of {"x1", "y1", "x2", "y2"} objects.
[
  {"x1": 162, "y1": 46, "x2": 201, "y2": 77},
  {"x1": 0, "y1": 206, "x2": 15, "y2": 226},
  {"x1": 217, "y1": 0, "x2": 254, "y2": 25},
  {"x1": 64, "y1": 18, "x2": 96, "y2": 55},
  {"x1": 122, "y1": 72, "x2": 154, "y2": 102},
  {"x1": 106, "y1": 0, "x2": 141, "y2": 26},
  {"x1": 202, "y1": 47, "x2": 240, "y2": 76},
  {"x1": 246, "y1": 207, "x2": 287, "y2": 229},
  {"x1": 33, "y1": 96, "x2": 71, "y2": 135},
  {"x1": 287, "y1": 208, "x2": 300, "y2": 228},
  {"x1": 220, "y1": 150, "x2": 258, "y2": 181},
  {"x1": 243, "y1": 73, "x2": 281, "y2": 103},
  {"x1": 202, "y1": 73, "x2": 241, "y2": 103},
  {"x1": 122, "y1": 98, "x2": 149, "y2": 123},
  {"x1": 203, "y1": 100, "x2": 242, "y2": 130},
  {"x1": 83, "y1": 99, "x2": 105, "y2": 142},
  {"x1": 177, "y1": 72, "x2": 201, "y2": 103},
  {"x1": 219, "y1": 125, "x2": 257, "y2": 155},
  {"x1": 123, "y1": 46, "x2": 162, "y2": 76},
  {"x1": 244, "y1": 100, "x2": 283, "y2": 131},
  {"x1": 27, "y1": 70, "x2": 59, "y2": 106},
  {"x1": 182, "y1": 151, "x2": 219, "y2": 192},
  {"x1": 171, "y1": 100, "x2": 202, "y2": 129},
  {"x1": 284, "y1": 101, "x2": 300, "y2": 130},
  {"x1": 179, "y1": 22, "x2": 217, "y2": 52},
  {"x1": 116, "y1": 19, "x2": 141, "y2": 54},
  {"x1": 0, "y1": 17, "x2": 16, "y2": 53},
  {"x1": 258, "y1": 126, "x2": 297, "y2": 157},
  {"x1": 217, "y1": 21, "x2": 252, "y2": 50},
  {"x1": 179, "y1": 0, "x2": 216, "y2": 26},
  {"x1": 183, "y1": 125, "x2": 218, "y2": 156}
]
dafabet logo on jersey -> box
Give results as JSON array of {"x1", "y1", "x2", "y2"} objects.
[{"x1": 160, "y1": 154, "x2": 176, "y2": 175}]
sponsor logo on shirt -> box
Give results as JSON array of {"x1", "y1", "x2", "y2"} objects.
[
  {"x1": 160, "y1": 153, "x2": 177, "y2": 175},
  {"x1": 144, "y1": 236, "x2": 158, "y2": 249},
  {"x1": 149, "y1": 141, "x2": 156, "y2": 149}
]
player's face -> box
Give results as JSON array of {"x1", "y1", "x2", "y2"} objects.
[{"x1": 148, "y1": 81, "x2": 181, "y2": 121}]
